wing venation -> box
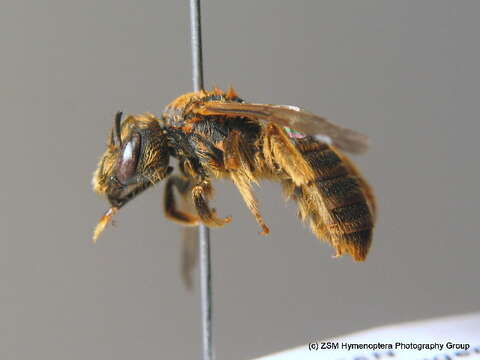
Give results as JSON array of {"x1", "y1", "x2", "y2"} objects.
[{"x1": 201, "y1": 102, "x2": 369, "y2": 154}]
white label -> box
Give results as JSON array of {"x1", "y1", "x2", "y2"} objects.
[{"x1": 255, "y1": 312, "x2": 480, "y2": 360}]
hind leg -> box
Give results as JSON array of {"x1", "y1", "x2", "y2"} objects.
[
  {"x1": 263, "y1": 124, "x2": 315, "y2": 185},
  {"x1": 223, "y1": 130, "x2": 269, "y2": 235},
  {"x1": 231, "y1": 172, "x2": 270, "y2": 235}
]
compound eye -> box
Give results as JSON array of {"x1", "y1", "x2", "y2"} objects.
[{"x1": 116, "y1": 133, "x2": 141, "y2": 185}]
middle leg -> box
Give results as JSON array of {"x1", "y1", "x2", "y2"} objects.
[{"x1": 191, "y1": 178, "x2": 232, "y2": 227}]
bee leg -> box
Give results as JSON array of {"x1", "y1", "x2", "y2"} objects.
[
  {"x1": 263, "y1": 124, "x2": 315, "y2": 185},
  {"x1": 164, "y1": 175, "x2": 199, "y2": 225},
  {"x1": 164, "y1": 175, "x2": 199, "y2": 290},
  {"x1": 222, "y1": 130, "x2": 268, "y2": 234},
  {"x1": 231, "y1": 172, "x2": 269, "y2": 235},
  {"x1": 192, "y1": 180, "x2": 232, "y2": 227}
]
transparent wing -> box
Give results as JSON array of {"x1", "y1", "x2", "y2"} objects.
[
  {"x1": 200, "y1": 102, "x2": 369, "y2": 154},
  {"x1": 180, "y1": 226, "x2": 198, "y2": 291}
]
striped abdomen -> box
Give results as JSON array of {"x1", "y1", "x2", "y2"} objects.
[{"x1": 281, "y1": 138, "x2": 376, "y2": 261}]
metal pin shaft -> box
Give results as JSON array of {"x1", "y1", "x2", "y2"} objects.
[{"x1": 189, "y1": 1, "x2": 213, "y2": 360}]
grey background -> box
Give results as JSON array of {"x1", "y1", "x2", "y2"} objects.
[{"x1": 1, "y1": 1, "x2": 479, "y2": 359}]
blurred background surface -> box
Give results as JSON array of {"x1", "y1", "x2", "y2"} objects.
[{"x1": 1, "y1": 1, "x2": 479, "y2": 359}]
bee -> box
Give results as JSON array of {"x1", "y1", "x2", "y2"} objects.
[{"x1": 92, "y1": 87, "x2": 376, "y2": 262}]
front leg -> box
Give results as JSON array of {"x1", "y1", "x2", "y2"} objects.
[
  {"x1": 164, "y1": 175, "x2": 199, "y2": 225},
  {"x1": 192, "y1": 179, "x2": 231, "y2": 227}
]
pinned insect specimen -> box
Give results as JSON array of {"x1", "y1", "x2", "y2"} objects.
[{"x1": 92, "y1": 88, "x2": 376, "y2": 261}]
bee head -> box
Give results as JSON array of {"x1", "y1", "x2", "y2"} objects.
[{"x1": 92, "y1": 112, "x2": 172, "y2": 209}]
